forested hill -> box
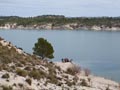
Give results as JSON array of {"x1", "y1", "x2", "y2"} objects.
[{"x1": 0, "y1": 15, "x2": 120, "y2": 30}]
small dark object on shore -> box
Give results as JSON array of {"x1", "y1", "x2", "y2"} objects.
[{"x1": 61, "y1": 58, "x2": 73, "y2": 63}]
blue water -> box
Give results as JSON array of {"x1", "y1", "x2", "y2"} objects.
[{"x1": 0, "y1": 29, "x2": 120, "y2": 82}]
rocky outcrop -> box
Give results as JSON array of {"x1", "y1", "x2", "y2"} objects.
[
  {"x1": 0, "y1": 37, "x2": 120, "y2": 90},
  {"x1": 1, "y1": 23, "x2": 120, "y2": 31}
]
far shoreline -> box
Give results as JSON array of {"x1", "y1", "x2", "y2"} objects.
[
  {"x1": 1, "y1": 15, "x2": 120, "y2": 31},
  {"x1": 1, "y1": 28, "x2": 120, "y2": 32}
]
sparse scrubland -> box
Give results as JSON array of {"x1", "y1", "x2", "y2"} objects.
[{"x1": 0, "y1": 37, "x2": 120, "y2": 90}]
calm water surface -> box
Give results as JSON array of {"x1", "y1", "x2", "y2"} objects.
[{"x1": 0, "y1": 30, "x2": 120, "y2": 82}]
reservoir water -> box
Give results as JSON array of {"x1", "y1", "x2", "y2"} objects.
[{"x1": 0, "y1": 29, "x2": 120, "y2": 82}]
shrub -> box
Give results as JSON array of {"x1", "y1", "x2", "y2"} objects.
[
  {"x1": 84, "y1": 68, "x2": 91, "y2": 76},
  {"x1": 25, "y1": 78, "x2": 32, "y2": 85},
  {"x1": 57, "y1": 82, "x2": 63, "y2": 86},
  {"x1": 20, "y1": 60, "x2": 26, "y2": 65},
  {"x1": 73, "y1": 76, "x2": 78, "y2": 82},
  {"x1": 88, "y1": 78, "x2": 91, "y2": 82},
  {"x1": 48, "y1": 67, "x2": 56, "y2": 75},
  {"x1": 16, "y1": 68, "x2": 28, "y2": 77},
  {"x1": 15, "y1": 63, "x2": 23, "y2": 67},
  {"x1": 2, "y1": 86, "x2": 13, "y2": 90},
  {"x1": 55, "y1": 66, "x2": 61, "y2": 71},
  {"x1": 24, "y1": 66, "x2": 31, "y2": 71},
  {"x1": 47, "y1": 74, "x2": 58, "y2": 84},
  {"x1": 18, "y1": 83, "x2": 23, "y2": 88},
  {"x1": 66, "y1": 80, "x2": 73, "y2": 86},
  {"x1": 37, "y1": 83, "x2": 40, "y2": 86},
  {"x1": 66, "y1": 65, "x2": 81, "y2": 75},
  {"x1": 66, "y1": 68, "x2": 74, "y2": 75},
  {"x1": 1, "y1": 73, "x2": 10, "y2": 79},
  {"x1": 81, "y1": 79, "x2": 88, "y2": 87},
  {"x1": 0, "y1": 65, "x2": 2, "y2": 71},
  {"x1": 0, "y1": 56, "x2": 12, "y2": 64},
  {"x1": 2, "y1": 64, "x2": 10, "y2": 71},
  {"x1": 29, "y1": 70, "x2": 46, "y2": 80},
  {"x1": 45, "y1": 65, "x2": 59, "y2": 84},
  {"x1": 63, "y1": 75, "x2": 68, "y2": 79},
  {"x1": 6, "y1": 79, "x2": 9, "y2": 82},
  {"x1": 11, "y1": 66, "x2": 16, "y2": 70},
  {"x1": 13, "y1": 83, "x2": 16, "y2": 86},
  {"x1": 106, "y1": 86, "x2": 110, "y2": 90},
  {"x1": 29, "y1": 70, "x2": 40, "y2": 79}
]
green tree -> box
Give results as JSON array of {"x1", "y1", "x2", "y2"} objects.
[{"x1": 33, "y1": 38, "x2": 54, "y2": 59}]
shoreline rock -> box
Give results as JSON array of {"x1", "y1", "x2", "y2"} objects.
[{"x1": 1, "y1": 23, "x2": 120, "y2": 31}]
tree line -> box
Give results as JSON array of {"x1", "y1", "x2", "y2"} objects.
[{"x1": 0, "y1": 15, "x2": 120, "y2": 27}]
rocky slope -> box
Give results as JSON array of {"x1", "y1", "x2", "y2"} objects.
[{"x1": 0, "y1": 37, "x2": 120, "y2": 90}]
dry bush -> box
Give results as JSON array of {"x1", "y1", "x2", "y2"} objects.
[
  {"x1": 2, "y1": 85, "x2": 13, "y2": 90},
  {"x1": 16, "y1": 68, "x2": 28, "y2": 77},
  {"x1": 18, "y1": 83, "x2": 23, "y2": 88},
  {"x1": 1, "y1": 73, "x2": 10, "y2": 79},
  {"x1": 84, "y1": 68, "x2": 91, "y2": 76},
  {"x1": 29, "y1": 69, "x2": 46, "y2": 80},
  {"x1": 81, "y1": 79, "x2": 89, "y2": 87},
  {"x1": 25, "y1": 78, "x2": 32, "y2": 85},
  {"x1": 66, "y1": 64, "x2": 81, "y2": 75},
  {"x1": 47, "y1": 75, "x2": 58, "y2": 85}
]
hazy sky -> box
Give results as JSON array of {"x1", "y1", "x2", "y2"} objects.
[{"x1": 0, "y1": 0, "x2": 120, "y2": 17}]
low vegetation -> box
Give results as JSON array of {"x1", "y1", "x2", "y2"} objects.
[
  {"x1": 1, "y1": 15, "x2": 120, "y2": 28},
  {"x1": 84, "y1": 68, "x2": 91, "y2": 76},
  {"x1": 81, "y1": 79, "x2": 89, "y2": 87},
  {"x1": 1, "y1": 73, "x2": 10, "y2": 79},
  {"x1": 2, "y1": 86, "x2": 13, "y2": 90},
  {"x1": 25, "y1": 78, "x2": 32, "y2": 85},
  {"x1": 66, "y1": 64, "x2": 81, "y2": 75},
  {"x1": 16, "y1": 68, "x2": 28, "y2": 77},
  {"x1": 29, "y1": 69, "x2": 46, "y2": 79}
]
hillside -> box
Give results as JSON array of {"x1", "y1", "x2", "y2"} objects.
[
  {"x1": 1, "y1": 15, "x2": 120, "y2": 31},
  {"x1": 0, "y1": 37, "x2": 120, "y2": 90}
]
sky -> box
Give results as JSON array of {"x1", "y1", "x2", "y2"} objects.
[{"x1": 0, "y1": 0, "x2": 120, "y2": 17}]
